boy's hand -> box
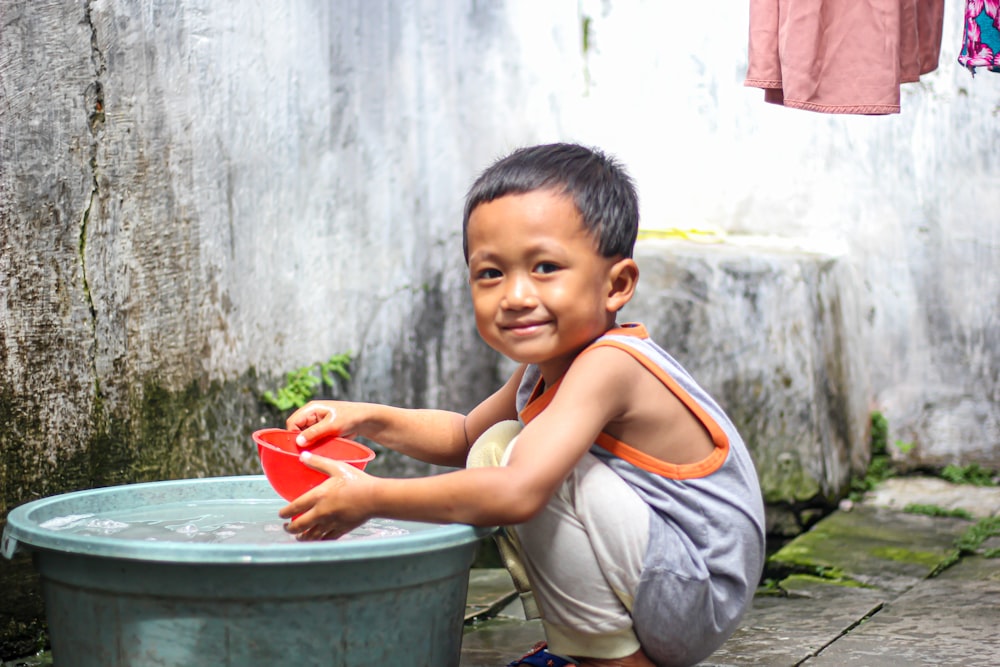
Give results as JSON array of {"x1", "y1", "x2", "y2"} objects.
[
  {"x1": 279, "y1": 451, "x2": 374, "y2": 540},
  {"x1": 286, "y1": 401, "x2": 355, "y2": 447}
]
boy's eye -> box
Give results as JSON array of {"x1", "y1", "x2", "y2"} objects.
[
  {"x1": 534, "y1": 262, "x2": 560, "y2": 275},
  {"x1": 476, "y1": 268, "x2": 502, "y2": 280}
]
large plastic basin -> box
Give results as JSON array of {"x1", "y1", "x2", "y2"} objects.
[{"x1": 2, "y1": 476, "x2": 491, "y2": 666}]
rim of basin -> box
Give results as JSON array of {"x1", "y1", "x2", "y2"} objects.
[{"x1": 2, "y1": 475, "x2": 494, "y2": 564}]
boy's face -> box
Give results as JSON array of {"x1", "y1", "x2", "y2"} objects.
[{"x1": 466, "y1": 189, "x2": 626, "y2": 383}]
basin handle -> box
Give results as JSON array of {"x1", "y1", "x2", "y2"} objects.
[{"x1": 1, "y1": 531, "x2": 20, "y2": 560}]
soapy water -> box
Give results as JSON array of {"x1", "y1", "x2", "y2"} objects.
[{"x1": 38, "y1": 499, "x2": 410, "y2": 545}]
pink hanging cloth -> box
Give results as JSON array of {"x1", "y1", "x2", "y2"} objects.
[{"x1": 744, "y1": 0, "x2": 945, "y2": 115}]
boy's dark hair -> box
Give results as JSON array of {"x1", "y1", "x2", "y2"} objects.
[{"x1": 462, "y1": 143, "x2": 639, "y2": 261}]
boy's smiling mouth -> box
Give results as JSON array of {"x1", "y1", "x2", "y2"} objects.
[{"x1": 500, "y1": 320, "x2": 550, "y2": 335}]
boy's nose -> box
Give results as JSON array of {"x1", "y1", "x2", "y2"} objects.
[{"x1": 500, "y1": 275, "x2": 537, "y2": 310}]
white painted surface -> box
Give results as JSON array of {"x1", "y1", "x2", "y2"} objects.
[
  {"x1": 2, "y1": 1, "x2": 997, "y2": 484},
  {"x1": 567, "y1": 1, "x2": 999, "y2": 465}
]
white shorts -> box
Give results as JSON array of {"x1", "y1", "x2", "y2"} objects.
[{"x1": 467, "y1": 421, "x2": 651, "y2": 660}]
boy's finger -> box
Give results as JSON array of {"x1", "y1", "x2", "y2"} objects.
[
  {"x1": 295, "y1": 523, "x2": 327, "y2": 541},
  {"x1": 299, "y1": 453, "x2": 361, "y2": 481},
  {"x1": 286, "y1": 402, "x2": 320, "y2": 429},
  {"x1": 294, "y1": 408, "x2": 338, "y2": 445},
  {"x1": 278, "y1": 496, "x2": 309, "y2": 520},
  {"x1": 298, "y1": 450, "x2": 337, "y2": 474},
  {"x1": 283, "y1": 511, "x2": 340, "y2": 541}
]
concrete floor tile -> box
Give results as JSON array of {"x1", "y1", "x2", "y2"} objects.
[
  {"x1": 704, "y1": 579, "x2": 886, "y2": 666},
  {"x1": 800, "y1": 567, "x2": 1000, "y2": 666},
  {"x1": 769, "y1": 505, "x2": 968, "y2": 593},
  {"x1": 465, "y1": 568, "x2": 518, "y2": 623},
  {"x1": 461, "y1": 617, "x2": 544, "y2": 667},
  {"x1": 461, "y1": 481, "x2": 998, "y2": 667}
]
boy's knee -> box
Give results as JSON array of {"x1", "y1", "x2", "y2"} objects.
[{"x1": 466, "y1": 419, "x2": 521, "y2": 468}]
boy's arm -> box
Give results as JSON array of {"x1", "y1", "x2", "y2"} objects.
[
  {"x1": 283, "y1": 350, "x2": 638, "y2": 537},
  {"x1": 287, "y1": 365, "x2": 525, "y2": 468}
]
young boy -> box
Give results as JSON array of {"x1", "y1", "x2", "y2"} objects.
[{"x1": 280, "y1": 143, "x2": 766, "y2": 667}]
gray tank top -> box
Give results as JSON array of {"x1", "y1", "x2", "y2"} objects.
[{"x1": 516, "y1": 323, "x2": 766, "y2": 666}]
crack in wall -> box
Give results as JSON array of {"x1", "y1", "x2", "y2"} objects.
[
  {"x1": 84, "y1": 1, "x2": 106, "y2": 134},
  {"x1": 81, "y1": 0, "x2": 105, "y2": 400}
]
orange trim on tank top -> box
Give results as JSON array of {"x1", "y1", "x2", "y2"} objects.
[{"x1": 517, "y1": 324, "x2": 729, "y2": 480}]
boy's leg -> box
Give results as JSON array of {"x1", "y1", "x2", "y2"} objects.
[
  {"x1": 466, "y1": 421, "x2": 540, "y2": 619},
  {"x1": 512, "y1": 452, "x2": 650, "y2": 660},
  {"x1": 467, "y1": 422, "x2": 651, "y2": 660}
]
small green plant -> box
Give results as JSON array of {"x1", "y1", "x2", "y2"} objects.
[
  {"x1": 894, "y1": 440, "x2": 915, "y2": 455},
  {"x1": 931, "y1": 515, "x2": 1000, "y2": 576},
  {"x1": 263, "y1": 352, "x2": 353, "y2": 411},
  {"x1": 756, "y1": 578, "x2": 786, "y2": 597},
  {"x1": 871, "y1": 411, "x2": 889, "y2": 455},
  {"x1": 318, "y1": 352, "x2": 352, "y2": 387},
  {"x1": 940, "y1": 463, "x2": 996, "y2": 487},
  {"x1": 903, "y1": 504, "x2": 973, "y2": 521},
  {"x1": 955, "y1": 516, "x2": 1000, "y2": 554},
  {"x1": 848, "y1": 412, "x2": 896, "y2": 502}
]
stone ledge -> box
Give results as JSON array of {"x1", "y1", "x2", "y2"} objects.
[
  {"x1": 624, "y1": 237, "x2": 872, "y2": 527},
  {"x1": 865, "y1": 476, "x2": 1000, "y2": 519}
]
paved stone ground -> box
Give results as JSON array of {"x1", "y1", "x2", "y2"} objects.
[{"x1": 461, "y1": 477, "x2": 1000, "y2": 666}]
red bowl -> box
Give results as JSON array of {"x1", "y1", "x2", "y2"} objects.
[{"x1": 254, "y1": 428, "x2": 376, "y2": 501}]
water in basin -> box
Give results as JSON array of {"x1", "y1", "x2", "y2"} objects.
[{"x1": 37, "y1": 499, "x2": 409, "y2": 544}]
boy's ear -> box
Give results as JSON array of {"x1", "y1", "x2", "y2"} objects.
[{"x1": 605, "y1": 258, "x2": 639, "y2": 313}]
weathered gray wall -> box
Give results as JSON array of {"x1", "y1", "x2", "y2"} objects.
[
  {"x1": 0, "y1": 0, "x2": 579, "y2": 496},
  {"x1": 0, "y1": 1, "x2": 582, "y2": 656},
  {"x1": 572, "y1": 1, "x2": 1000, "y2": 472}
]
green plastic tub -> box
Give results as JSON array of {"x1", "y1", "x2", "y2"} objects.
[{"x1": 2, "y1": 476, "x2": 491, "y2": 667}]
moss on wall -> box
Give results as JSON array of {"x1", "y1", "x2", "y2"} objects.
[
  {"x1": 0, "y1": 368, "x2": 280, "y2": 661},
  {"x1": 1, "y1": 370, "x2": 274, "y2": 514}
]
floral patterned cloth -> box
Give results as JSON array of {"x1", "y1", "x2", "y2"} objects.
[{"x1": 959, "y1": 0, "x2": 1000, "y2": 74}]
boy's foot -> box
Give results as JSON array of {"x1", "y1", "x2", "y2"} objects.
[
  {"x1": 507, "y1": 642, "x2": 658, "y2": 667},
  {"x1": 574, "y1": 649, "x2": 657, "y2": 667},
  {"x1": 507, "y1": 641, "x2": 576, "y2": 666}
]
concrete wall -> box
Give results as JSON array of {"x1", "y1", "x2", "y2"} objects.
[
  {"x1": 1, "y1": 1, "x2": 583, "y2": 655},
  {"x1": 1, "y1": 0, "x2": 998, "y2": 658},
  {"x1": 1, "y1": 0, "x2": 581, "y2": 497},
  {"x1": 624, "y1": 237, "x2": 873, "y2": 534},
  {"x1": 571, "y1": 1, "x2": 1000, "y2": 471}
]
